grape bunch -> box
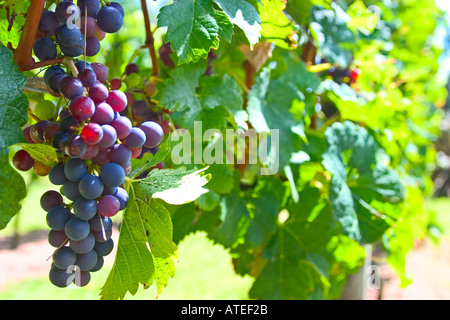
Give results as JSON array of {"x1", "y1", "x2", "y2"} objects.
[
  {"x1": 34, "y1": 0, "x2": 124, "y2": 60},
  {"x1": 14, "y1": 59, "x2": 165, "y2": 287}
]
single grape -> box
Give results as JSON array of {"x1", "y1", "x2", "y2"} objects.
[
  {"x1": 69, "y1": 232, "x2": 96, "y2": 254},
  {"x1": 46, "y1": 206, "x2": 71, "y2": 230},
  {"x1": 89, "y1": 215, "x2": 112, "y2": 232},
  {"x1": 100, "y1": 163, "x2": 125, "y2": 188},
  {"x1": 109, "y1": 78, "x2": 122, "y2": 90},
  {"x1": 94, "y1": 238, "x2": 114, "y2": 256},
  {"x1": 73, "y1": 197, "x2": 98, "y2": 220},
  {"x1": 55, "y1": 1, "x2": 78, "y2": 23},
  {"x1": 140, "y1": 121, "x2": 164, "y2": 149},
  {"x1": 40, "y1": 190, "x2": 64, "y2": 212},
  {"x1": 33, "y1": 37, "x2": 57, "y2": 61},
  {"x1": 73, "y1": 270, "x2": 91, "y2": 287},
  {"x1": 56, "y1": 24, "x2": 82, "y2": 47},
  {"x1": 81, "y1": 123, "x2": 104, "y2": 145},
  {"x1": 64, "y1": 159, "x2": 87, "y2": 184},
  {"x1": 49, "y1": 163, "x2": 67, "y2": 185},
  {"x1": 109, "y1": 2, "x2": 124, "y2": 16},
  {"x1": 85, "y1": 36, "x2": 100, "y2": 56},
  {"x1": 39, "y1": 10, "x2": 60, "y2": 36},
  {"x1": 98, "y1": 124, "x2": 117, "y2": 148},
  {"x1": 90, "y1": 256, "x2": 104, "y2": 272},
  {"x1": 89, "y1": 82, "x2": 109, "y2": 103},
  {"x1": 106, "y1": 90, "x2": 127, "y2": 112},
  {"x1": 62, "y1": 180, "x2": 81, "y2": 201},
  {"x1": 13, "y1": 150, "x2": 35, "y2": 172},
  {"x1": 43, "y1": 123, "x2": 61, "y2": 142},
  {"x1": 34, "y1": 161, "x2": 52, "y2": 176},
  {"x1": 78, "y1": 68, "x2": 97, "y2": 87},
  {"x1": 53, "y1": 246, "x2": 77, "y2": 269},
  {"x1": 78, "y1": 174, "x2": 104, "y2": 200},
  {"x1": 125, "y1": 127, "x2": 146, "y2": 148},
  {"x1": 90, "y1": 102, "x2": 115, "y2": 125},
  {"x1": 97, "y1": 6, "x2": 123, "y2": 33},
  {"x1": 48, "y1": 229, "x2": 68, "y2": 248},
  {"x1": 75, "y1": 61, "x2": 92, "y2": 73},
  {"x1": 49, "y1": 265, "x2": 73, "y2": 288},
  {"x1": 60, "y1": 34, "x2": 85, "y2": 57},
  {"x1": 109, "y1": 144, "x2": 132, "y2": 165},
  {"x1": 125, "y1": 63, "x2": 139, "y2": 75},
  {"x1": 111, "y1": 116, "x2": 132, "y2": 139},
  {"x1": 97, "y1": 195, "x2": 120, "y2": 217},
  {"x1": 113, "y1": 187, "x2": 129, "y2": 211},
  {"x1": 91, "y1": 63, "x2": 108, "y2": 82},
  {"x1": 65, "y1": 217, "x2": 91, "y2": 241},
  {"x1": 75, "y1": 249, "x2": 98, "y2": 271},
  {"x1": 58, "y1": 76, "x2": 84, "y2": 100},
  {"x1": 80, "y1": 16, "x2": 98, "y2": 37}
]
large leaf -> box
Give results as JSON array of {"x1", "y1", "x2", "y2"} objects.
[
  {"x1": 0, "y1": 44, "x2": 28, "y2": 230},
  {"x1": 213, "y1": 0, "x2": 261, "y2": 47},
  {"x1": 158, "y1": 0, "x2": 222, "y2": 64},
  {"x1": 322, "y1": 121, "x2": 405, "y2": 243}
]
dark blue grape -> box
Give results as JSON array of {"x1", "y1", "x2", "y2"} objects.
[
  {"x1": 100, "y1": 163, "x2": 125, "y2": 188},
  {"x1": 75, "y1": 250, "x2": 98, "y2": 271},
  {"x1": 48, "y1": 229, "x2": 68, "y2": 248},
  {"x1": 49, "y1": 163, "x2": 68, "y2": 185},
  {"x1": 65, "y1": 217, "x2": 91, "y2": 241},
  {"x1": 113, "y1": 187, "x2": 128, "y2": 211},
  {"x1": 64, "y1": 158, "x2": 87, "y2": 181},
  {"x1": 52, "y1": 246, "x2": 77, "y2": 269},
  {"x1": 90, "y1": 256, "x2": 104, "y2": 272},
  {"x1": 73, "y1": 197, "x2": 98, "y2": 220},
  {"x1": 49, "y1": 265, "x2": 73, "y2": 288},
  {"x1": 94, "y1": 238, "x2": 114, "y2": 256},
  {"x1": 40, "y1": 190, "x2": 64, "y2": 212},
  {"x1": 39, "y1": 10, "x2": 60, "y2": 36},
  {"x1": 89, "y1": 215, "x2": 112, "y2": 232},
  {"x1": 46, "y1": 206, "x2": 71, "y2": 230},
  {"x1": 69, "y1": 232, "x2": 96, "y2": 254},
  {"x1": 125, "y1": 127, "x2": 146, "y2": 148},
  {"x1": 62, "y1": 180, "x2": 81, "y2": 201},
  {"x1": 78, "y1": 174, "x2": 104, "y2": 200},
  {"x1": 33, "y1": 37, "x2": 57, "y2": 61},
  {"x1": 97, "y1": 6, "x2": 123, "y2": 33},
  {"x1": 109, "y1": 144, "x2": 132, "y2": 165}
]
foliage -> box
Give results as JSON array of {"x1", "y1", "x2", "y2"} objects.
[{"x1": 0, "y1": 0, "x2": 446, "y2": 299}]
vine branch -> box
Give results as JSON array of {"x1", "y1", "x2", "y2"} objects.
[{"x1": 140, "y1": 0, "x2": 159, "y2": 77}]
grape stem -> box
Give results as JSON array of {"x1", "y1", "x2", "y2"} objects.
[{"x1": 140, "y1": 0, "x2": 159, "y2": 77}]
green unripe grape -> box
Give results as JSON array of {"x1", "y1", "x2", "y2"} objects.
[
  {"x1": 35, "y1": 100, "x2": 56, "y2": 120},
  {"x1": 125, "y1": 73, "x2": 143, "y2": 88}
]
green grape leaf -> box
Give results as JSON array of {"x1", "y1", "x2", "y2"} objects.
[
  {"x1": 309, "y1": 4, "x2": 356, "y2": 67},
  {"x1": 258, "y1": 0, "x2": 296, "y2": 49},
  {"x1": 100, "y1": 185, "x2": 177, "y2": 300},
  {"x1": 139, "y1": 167, "x2": 211, "y2": 205},
  {"x1": 158, "y1": 0, "x2": 221, "y2": 64},
  {"x1": 322, "y1": 121, "x2": 405, "y2": 243},
  {"x1": 15, "y1": 143, "x2": 59, "y2": 167},
  {"x1": 213, "y1": 0, "x2": 261, "y2": 46},
  {"x1": 0, "y1": 44, "x2": 28, "y2": 230}
]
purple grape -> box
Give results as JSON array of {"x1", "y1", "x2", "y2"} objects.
[
  {"x1": 98, "y1": 124, "x2": 117, "y2": 148},
  {"x1": 111, "y1": 116, "x2": 132, "y2": 139},
  {"x1": 90, "y1": 102, "x2": 115, "y2": 125},
  {"x1": 140, "y1": 121, "x2": 164, "y2": 149}
]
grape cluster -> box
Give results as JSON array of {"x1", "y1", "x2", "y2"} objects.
[
  {"x1": 34, "y1": 0, "x2": 124, "y2": 60},
  {"x1": 14, "y1": 65, "x2": 165, "y2": 287}
]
